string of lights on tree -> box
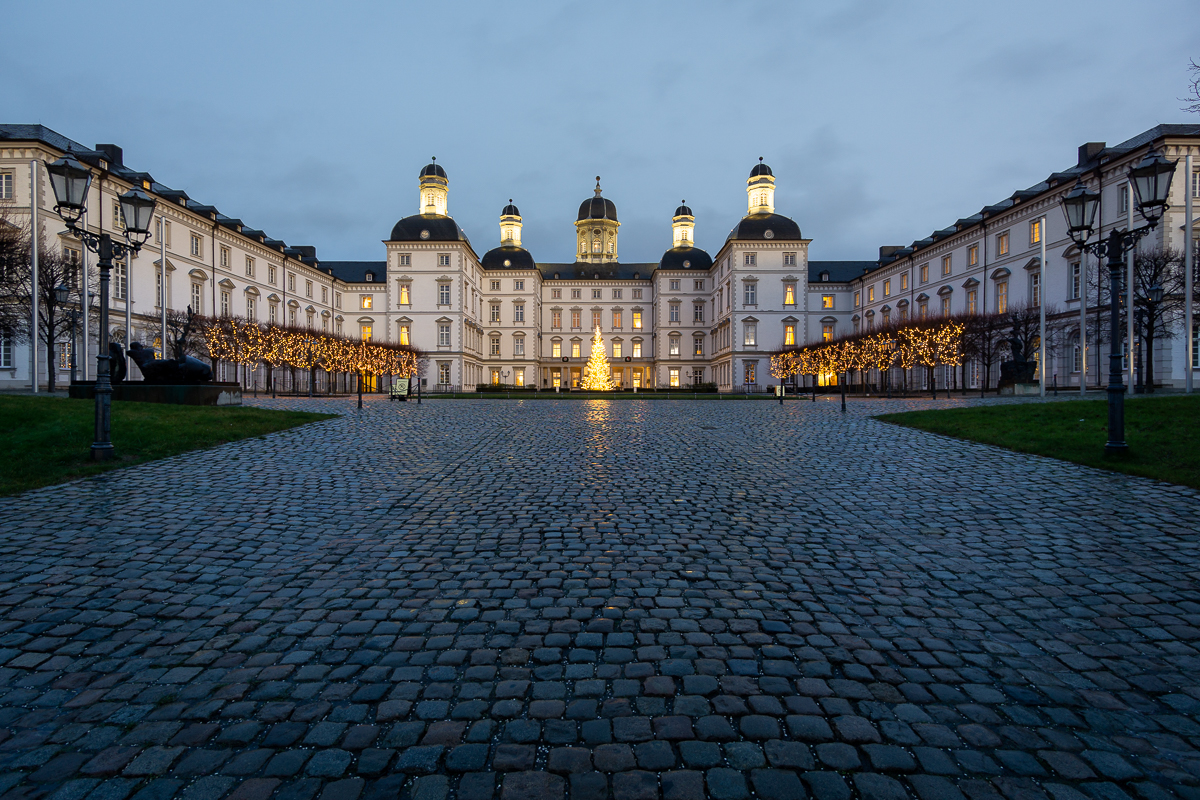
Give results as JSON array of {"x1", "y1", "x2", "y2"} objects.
[
  {"x1": 202, "y1": 318, "x2": 420, "y2": 377},
  {"x1": 579, "y1": 326, "x2": 618, "y2": 391},
  {"x1": 771, "y1": 319, "x2": 966, "y2": 380}
]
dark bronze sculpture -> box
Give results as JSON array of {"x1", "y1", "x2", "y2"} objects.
[
  {"x1": 999, "y1": 322, "x2": 1035, "y2": 386},
  {"x1": 110, "y1": 343, "x2": 127, "y2": 384},
  {"x1": 127, "y1": 342, "x2": 213, "y2": 384}
]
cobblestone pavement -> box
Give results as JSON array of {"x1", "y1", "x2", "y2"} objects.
[{"x1": 0, "y1": 394, "x2": 1197, "y2": 800}]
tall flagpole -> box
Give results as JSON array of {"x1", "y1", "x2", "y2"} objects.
[
  {"x1": 159, "y1": 216, "x2": 167, "y2": 358},
  {"x1": 1080, "y1": 247, "x2": 1087, "y2": 395},
  {"x1": 1186, "y1": 152, "x2": 1194, "y2": 394},
  {"x1": 29, "y1": 160, "x2": 38, "y2": 393},
  {"x1": 81, "y1": 210, "x2": 89, "y2": 382},
  {"x1": 1127, "y1": 182, "x2": 1135, "y2": 395},
  {"x1": 1039, "y1": 215, "x2": 1046, "y2": 397}
]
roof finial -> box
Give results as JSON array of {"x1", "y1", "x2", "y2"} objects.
[
  {"x1": 759, "y1": 156, "x2": 763, "y2": 163},
  {"x1": 509, "y1": 198, "x2": 513, "y2": 203},
  {"x1": 431, "y1": 156, "x2": 436, "y2": 162},
  {"x1": 594, "y1": 176, "x2": 602, "y2": 196}
]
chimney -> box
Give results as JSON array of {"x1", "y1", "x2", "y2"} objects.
[
  {"x1": 1077, "y1": 142, "x2": 1105, "y2": 166},
  {"x1": 95, "y1": 144, "x2": 123, "y2": 167},
  {"x1": 879, "y1": 245, "x2": 902, "y2": 259}
]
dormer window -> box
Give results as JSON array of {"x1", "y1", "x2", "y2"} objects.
[
  {"x1": 365, "y1": 272, "x2": 374, "y2": 281},
  {"x1": 820, "y1": 271, "x2": 829, "y2": 282}
]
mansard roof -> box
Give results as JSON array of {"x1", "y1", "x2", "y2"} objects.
[
  {"x1": 324, "y1": 261, "x2": 387, "y2": 283},
  {"x1": 538, "y1": 262, "x2": 656, "y2": 281},
  {"x1": 808, "y1": 261, "x2": 876, "y2": 283}
]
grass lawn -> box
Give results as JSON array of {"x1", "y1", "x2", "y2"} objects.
[
  {"x1": 877, "y1": 395, "x2": 1200, "y2": 489},
  {"x1": 0, "y1": 395, "x2": 334, "y2": 496}
]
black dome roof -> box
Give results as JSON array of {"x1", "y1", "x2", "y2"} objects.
[
  {"x1": 481, "y1": 245, "x2": 535, "y2": 271},
  {"x1": 389, "y1": 214, "x2": 470, "y2": 243},
  {"x1": 749, "y1": 159, "x2": 773, "y2": 178},
  {"x1": 674, "y1": 203, "x2": 693, "y2": 217},
  {"x1": 726, "y1": 213, "x2": 801, "y2": 242},
  {"x1": 578, "y1": 196, "x2": 618, "y2": 222},
  {"x1": 419, "y1": 162, "x2": 446, "y2": 179},
  {"x1": 501, "y1": 201, "x2": 520, "y2": 216},
  {"x1": 658, "y1": 246, "x2": 713, "y2": 272}
]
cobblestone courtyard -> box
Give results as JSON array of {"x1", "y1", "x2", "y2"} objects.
[{"x1": 0, "y1": 395, "x2": 1198, "y2": 800}]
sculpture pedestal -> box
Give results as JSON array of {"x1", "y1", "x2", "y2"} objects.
[{"x1": 69, "y1": 382, "x2": 242, "y2": 406}]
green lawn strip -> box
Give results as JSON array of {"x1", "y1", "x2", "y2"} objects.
[
  {"x1": 0, "y1": 395, "x2": 334, "y2": 496},
  {"x1": 876, "y1": 395, "x2": 1200, "y2": 490}
]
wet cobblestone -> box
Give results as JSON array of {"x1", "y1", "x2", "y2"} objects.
[{"x1": 0, "y1": 394, "x2": 1197, "y2": 799}]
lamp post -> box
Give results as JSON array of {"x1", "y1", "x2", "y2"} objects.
[
  {"x1": 1060, "y1": 148, "x2": 1175, "y2": 454},
  {"x1": 1134, "y1": 308, "x2": 1145, "y2": 394},
  {"x1": 54, "y1": 283, "x2": 79, "y2": 386},
  {"x1": 45, "y1": 154, "x2": 155, "y2": 461},
  {"x1": 840, "y1": 370, "x2": 847, "y2": 413},
  {"x1": 305, "y1": 337, "x2": 315, "y2": 398}
]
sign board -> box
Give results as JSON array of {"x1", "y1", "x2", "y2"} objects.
[{"x1": 395, "y1": 378, "x2": 410, "y2": 396}]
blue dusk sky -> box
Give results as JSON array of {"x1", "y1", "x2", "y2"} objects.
[{"x1": 6, "y1": 1, "x2": 1197, "y2": 264}]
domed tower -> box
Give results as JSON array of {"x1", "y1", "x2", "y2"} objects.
[
  {"x1": 575, "y1": 177, "x2": 619, "y2": 263},
  {"x1": 481, "y1": 200, "x2": 535, "y2": 270},
  {"x1": 672, "y1": 201, "x2": 695, "y2": 249},
  {"x1": 419, "y1": 158, "x2": 448, "y2": 216},
  {"x1": 747, "y1": 157, "x2": 775, "y2": 215}
]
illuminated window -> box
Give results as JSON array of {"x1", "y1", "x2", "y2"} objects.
[
  {"x1": 438, "y1": 284, "x2": 451, "y2": 305},
  {"x1": 552, "y1": 310, "x2": 562, "y2": 328},
  {"x1": 399, "y1": 284, "x2": 410, "y2": 304},
  {"x1": 399, "y1": 324, "x2": 410, "y2": 345},
  {"x1": 900, "y1": 272, "x2": 908, "y2": 290},
  {"x1": 996, "y1": 281, "x2": 1008, "y2": 312},
  {"x1": 361, "y1": 325, "x2": 372, "y2": 341},
  {"x1": 514, "y1": 303, "x2": 525, "y2": 323},
  {"x1": 997, "y1": 232, "x2": 1009, "y2": 256},
  {"x1": 437, "y1": 324, "x2": 450, "y2": 347},
  {"x1": 744, "y1": 362, "x2": 756, "y2": 384},
  {"x1": 670, "y1": 304, "x2": 680, "y2": 322},
  {"x1": 853, "y1": 291, "x2": 860, "y2": 308},
  {"x1": 613, "y1": 341, "x2": 622, "y2": 358},
  {"x1": 612, "y1": 310, "x2": 622, "y2": 328},
  {"x1": 784, "y1": 325, "x2": 795, "y2": 346},
  {"x1": 571, "y1": 341, "x2": 581, "y2": 358},
  {"x1": 822, "y1": 295, "x2": 834, "y2": 309},
  {"x1": 57, "y1": 338, "x2": 72, "y2": 370},
  {"x1": 571, "y1": 310, "x2": 581, "y2": 328},
  {"x1": 633, "y1": 341, "x2": 642, "y2": 357},
  {"x1": 744, "y1": 283, "x2": 757, "y2": 305},
  {"x1": 632, "y1": 311, "x2": 642, "y2": 330},
  {"x1": 490, "y1": 280, "x2": 501, "y2": 291},
  {"x1": 490, "y1": 304, "x2": 500, "y2": 323},
  {"x1": 918, "y1": 301, "x2": 928, "y2": 319},
  {"x1": 362, "y1": 295, "x2": 372, "y2": 309},
  {"x1": 941, "y1": 297, "x2": 951, "y2": 316},
  {"x1": 883, "y1": 280, "x2": 891, "y2": 297},
  {"x1": 920, "y1": 264, "x2": 929, "y2": 283},
  {"x1": 490, "y1": 336, "x2": 501, "y2": 356},
  {"x1": 245, "y1": 257, "x2": 254, "y2": 278},
  {"x1": 515, "y1": 368, "x2": 525, "y2": 386},
  {"x1": 868, "y1": 286, "x2": 875, "y2": 303},
  {"x1": 744, "y1": 322, "x2": 756, "y2": 346},
  {"x1": 670, "y1": 279, "x2": 680, "y2": 291},
  {"x1": 669, "y1": 367, "x2": 680, "y2": 387},
  {"x1": 439, "y1": 363, "x2": 451, "y2": 384},
  {"x1": 592, "y1": 238, "x2": 601, "y2": 253},
  {"x1": 669, "y1": 337, "x2": 680, "y2": 356},
  {"x1": 1030, "y1": 219, "x2": 1042, "y2": 245},
  {"x1": 942, "y1": 255, "x2": 951, "y2": 276},
  {"x1": 968, "y1": 245, "x2": 978, "y2": 266},
  {"x1": 552, "y1": 340, "x2": 562, "y2": 357},
  {"x1": 491, "y1": 369, "x2": 501, "y2": 385},
  {"x1": 592, "y1": 310, "x2": 602, "y2": 329},
  {"x1": 784, "y1": 284, "x2": 795, "y2": 305},
  {"x1": 882, "y1": 310, "x2": 890, "y2": 326},
  {"x1": 822, "y1": 324, "x2": 833, "y2": 341},
  {"x1": 967, "y1": 290, "x2": 977, "y2": 314}
]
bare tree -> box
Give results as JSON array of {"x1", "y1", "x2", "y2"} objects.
[
  {"x1": 1131, "y1": 247, "x2": 1186, "y2": 391},
  {"x1": 1183, "y1": 58, "x2": 1200, "y2": 115},
  {"x1": 166, "y1": 306, "x2": 207, "y2": 360}
]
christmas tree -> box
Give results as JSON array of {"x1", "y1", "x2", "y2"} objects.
[{"x1": 580, "y1": 325, "x2": 617, "y2": 390}]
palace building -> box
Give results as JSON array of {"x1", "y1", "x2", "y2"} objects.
[{"x1": 1, "y1": 123, "x2": 1197, "y2": 392}]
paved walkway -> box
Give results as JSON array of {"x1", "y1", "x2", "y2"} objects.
[{"x1": 0, "y1": 395, "x2": 1197, "y2": 800}]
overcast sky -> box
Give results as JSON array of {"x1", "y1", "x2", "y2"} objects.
[{"x1": 7, "y1": 1, "x2": 1197, "y2": 264}]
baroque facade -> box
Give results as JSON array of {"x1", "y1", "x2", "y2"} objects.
[{"x1": 0, "y1": 123, "x2": 1197, "y2": 391}]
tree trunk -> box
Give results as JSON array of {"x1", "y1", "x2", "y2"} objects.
[
  {"x1": 1146, "y1": 327, "x2": 1155, "y2": 392},
  {"x1": 46, "y1": 341, "x2": 56, "y2": 393}
]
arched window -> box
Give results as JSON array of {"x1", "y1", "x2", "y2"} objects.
[
  {"x1": 593, "y1": 239, "x2": 601, "y2": 253},
  {"x1": 608, "y1": 241, "x2": 614, "y2": 254}
]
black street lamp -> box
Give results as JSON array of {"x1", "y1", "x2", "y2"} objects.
[
  {"x1": 54, "y1": 283, "x2": 79, "y2": 386},
  {"x1": 1060, "y1": 148, "x2": 1175, "y2": 454},
  {"x1": 45, "y1": 154, "x2": 156, "y2": 461}
]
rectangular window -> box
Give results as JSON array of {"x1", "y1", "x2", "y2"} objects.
[
  {"x1": 490, "y1": 336, "x2": 501, "y2": 356},
  {"x1": 693, "y1": 303, "x2": 704, "y2": 323},
  {"x1": 968, "y1": 244, "x2": 979, "y2": 267},
  {"x1": 571, "y1": 310, "x2": 581, "y2": 328},
  {"x1": 694, "y1": 337, "x2": 703, "y2": 356},
  {"x1": 632, "y1": 311, "x2": 642, "y2": 330},
  {"x1": 113, "y1": 199, "x2": 125, "y2": 231},
  {"x1": 669, "y1": 279, "x2": 680, "y2": 291},
  {"x1": 743, "y1": 322, "x2": 756, "y2": 346},
  {"x1": 669, "y1": 367, "x2": 680, "y2": 387},
  {"x1": 247, "y1": 296, "x2": 257, "y2": 320},
  {"x1": 552, "y1": 310, "x2": 562, "y2": 328},
  {"x1": 362, "y1": 295, "x2": 373, "y2": 310},
  {"x1": 613, "y1": 341, "x2": 622, "y2": 358},
  {"x1": 997, "y1": 232, "x2": 1009, "y2": 256},
  {"x1": 438, "y1": 284, "x2": 451, "y2": 305},
  {"x1": 1119, "y1": 183, "x2": 1130, "y2": 214},
  {"x1": 552, "y1": 341, "x2": 562, "y2": 357},
  {"x1": 490, "y1": 280, "x2": 501, "y2": 291},
  {"x1": 269, "y1": 304, "x2": 277, "y2": 324},
  {"x1": 941, "y1": 297, "x2": 951, "y2": 316},
  {"x1": 784, "y1": 284, "x2": 795, "y2": 305},
  {"x1": 612, "y1": 310, "x2": 622, "y2": 329},
  {"x1": 883, "y1": 279, "x2": 891, "y2": 297},
  {"x1": 190, "y1": 282, "x2": 202, "y2": 314},
  {"x1": 920, "y1": 263, "x2": 929, "y2": 283},
  {"x1": 822, "y1": 295, "x2": 834, "y2": 309},
  {"x1": 900, "y1": 273, "x2": 909, "y2": 291},
  {"x1": 784, "y1": 325, "x2": 795, "y2": 346},
  {"x1": 220, "y1": 246, "x2": 230, "y2": 268},
  {"x1": 399, "y1": 254, "x2": 411, "y2": 267},
  {"x1": 1193, "y1": 169, "x2": 1200, "y2": 199},
  {"x1": 1031, "y1": 272, "x2": 1041, "y2": 306},
  {"x1": 245, "y1": 257, "x2": 255, "y2": 277},
  {"x1": 439, "y1": 363, "x2": 451, "y2": 384},
  {"x1": 783, "y1": 253, "x2": 796, "y2": 266},
  {"x1": 335, "y1": 292, "x2": 342, "y2": 309},
  {"x1": 633, "y1": 341, "x2": 642, "y2": 357},
  {"x1": 744, "y1": 283, "x2": 757, "y2": 305},
  {"x1": 919, "y1": 301, "x2": 928, "y2": 319},
  {"x1": 743, "y1": 362, "x2": 756, "y2": 384},
  {"x1": 1194, "y1": 325, "x2": 1200, "y2": 369},
  {"x1": 592, "y1": 310, "x2": 602, "y2": 329},
  {"x1": 220, "y1": 291, "x2": 230, "y2": 317},
  {"x1": 1030, "y1": 219, "x2": 1042, "y2": 245},
  {"x1": 967, "y1": 290, "x2": 977, "y2": 314},
  {"x1": 321, "y1": 287, "x2": 327, "y2": 303},
  {"x1": 514, "y1": 279, "x2": 524, "y2": 291},
  {"x1": 288, "y1": 273, "x2": 295, "y2": 291},
  {"x1": 268, "y1": 265, "x2": 276, "y2": 285},
  {"x1": 996, "y1": 281, "x2": 1008, "y2": 312},
  {"x1": 0, "y1": 172, "x2": 12, "y2": 200},
  {"x1": 592, "y1": 289, "x2": 602, "y2": 300},
  {"x1": 399, "y1": 324, "x2": 410, "y2": 346},
  {"x1": 572, "y1": 341, "x2": 581, "y2": 358},
  {"x1": 744, "y1": 252, "x2": 756, "y2": 267},
  {"x1": 942, "y1": 255, "x2": 951, "y2": 276},
  {"x1": 57, "y1": 338, "x2": 72, "y2": 370},
  {"x1": 552, "y1": 288, "x2": 562, "y2": 299},
  {"x1": 490, "y1": 304, "x2": 501, "y2": 323},
  {"x1": 0, "y1": 329, "x2": 11, "y2": 367},
  {"x1": 822, "y1": 324, "x2": 833, "y2": 341},
  {"x1": 632, "y1": 289, "x2": 642, "y2": 300},
  {"x1": 514, "y1": 303, "x2": 525, "y2": 323},
  {"x1": 306, "y1": 280, "x2": 313, "y2": 298},
  {"x1": 571, "y1": 288, "x2": 582, "y2": 299},
  {"x1": 438, "y1": 254, "x2": 451, "y2": 267},
  {"x1": 399, "y1": 284, "x2": 410, "y2": 304},
  {"x1": 190, "y1": 233, "x2": 202, "y2": 257},
  {"x1": 438, "y1": 324, "x2": 451, "y2": 347},
  {"x1": 514, "y1": 336, "x2": 524, "y2": 356},
  {"x1": 693, "y1": 280, "x2": 704, "y2": 291},
  {"x1": 669, "y1": 337, "x2": 680, "y2": 356},
  {"x1": 1071, "y1": 262, "x2": 1081, "y2": 300},
  {"x1": 669, "y1": 303, "x2": 680, "y2": 323},
  {"x1": 853, "y1": 291, "x2": 860, "y2": 308},
  {"x1": 868, "y1": 286, "x2": 875, "y2": 303},
  {"x1": 113, "y1": 261, "x2": 128, "y2": 300}
]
